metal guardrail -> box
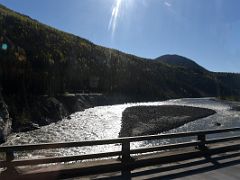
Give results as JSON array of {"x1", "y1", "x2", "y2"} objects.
[{"x1": 1, "y1": 127, "x2": 240, "y2": 173}]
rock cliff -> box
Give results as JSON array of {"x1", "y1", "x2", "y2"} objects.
[{"x1": 0, "y1": 91, "x2": 11, "y2": 143}]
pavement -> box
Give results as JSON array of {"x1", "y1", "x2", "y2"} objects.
[{"x1": 81, "y1": 150, "x2": 240, "y2": 180}]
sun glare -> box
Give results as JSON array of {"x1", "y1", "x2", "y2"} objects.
[
  {"x1": 108, "y1": 0, "x2": 139, "y2": 37},
  {"x1": 108, "y1": 0, "x2": 123, "y2": 37}
]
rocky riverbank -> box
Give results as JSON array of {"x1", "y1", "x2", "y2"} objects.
[
  {"x1": 0, "y1": 93, "x2": 140, "y2": 143},
  {"x1": 119, "y1": 105, "x2": 216, "y2": 137}
]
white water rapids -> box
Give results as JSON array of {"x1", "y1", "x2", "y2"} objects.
[{"x1": 2, "y1": 98, "x2": 240, "y2": 159}]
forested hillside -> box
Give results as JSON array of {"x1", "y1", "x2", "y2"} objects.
[{"x1": 0, "y1": 4, "x2": 240, "y2": 131}]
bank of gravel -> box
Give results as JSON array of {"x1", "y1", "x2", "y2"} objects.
[{"x1": 119, "y1": 105, "x2": 216, "y2": 137}]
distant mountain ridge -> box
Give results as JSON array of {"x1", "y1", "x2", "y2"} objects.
[
  {"x1": 0, "y1": 4, "x2": 240, "y2": 131},
  {"x1": 155, "y1": 55, "x2": 207, "y2": 72}
]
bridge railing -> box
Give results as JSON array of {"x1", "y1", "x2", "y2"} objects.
[{"x1": 1, "y1": 127, "x2": 240, "y2": 172}]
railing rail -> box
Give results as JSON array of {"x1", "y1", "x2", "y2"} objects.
[
  {"x1": 1, "y1": 127, "x2": 240, "y2": 151},
  {"x1": 1, "y1": 127, "x2": 240, "y2": 173}
]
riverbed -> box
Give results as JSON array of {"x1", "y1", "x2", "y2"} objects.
[{"x1": 2, "y1": 97, "x2": 240, "y2": 159}]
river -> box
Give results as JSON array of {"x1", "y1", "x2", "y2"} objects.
[{"x1": 2, "y1": 97, "x2": 240, "y2": 159}]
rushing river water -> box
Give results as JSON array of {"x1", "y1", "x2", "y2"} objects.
[{"x1": 2, "y1": 98, "x2": 240, "y2": 159}]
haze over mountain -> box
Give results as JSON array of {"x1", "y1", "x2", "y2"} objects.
[{"x1": 0, "y1": 4, "x2": 240, "y2": 134}]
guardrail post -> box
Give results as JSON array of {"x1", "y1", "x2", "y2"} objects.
[
  {"x1": 121, "y1": 141, "x2": 132, "y2": 178},
  {"x1": 5, "y1": 150, "x2": 16, "y2": 174},
  {"x1": 122, "y1": 141, "x2": 131, "y2": 163},
  {"x1": 197, "y1": 134, "x2": 206, "y2": 150}
]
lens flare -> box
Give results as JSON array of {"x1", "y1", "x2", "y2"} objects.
[
  {"x1": 1, "y1": 43, "x2": 8, "y2": 50},
  {"x1": 108, "y1": 0, "x2": 146, "y2": 38},
  {"x1": 108, "y1": 0, "x2": 123, "y2": 37}
]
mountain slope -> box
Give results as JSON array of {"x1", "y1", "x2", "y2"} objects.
[
  {"x1": 155, "y1": 54, "x2": 207, "y2": 72},
  {"x1": 0, "y1": 4, "x2": 240, "y2": 130}
]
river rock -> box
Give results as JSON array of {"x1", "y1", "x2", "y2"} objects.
[
  {"x1": 214, "y1": 122, "x2": 222, "y2": 126},
  {"x1": 231, "y1": 105, "x2": 240, "y2": 111},
  {"x1": 45, "y1": 97, "x2": 68, "y2": 120},
  {"x1": 24, "y1": 96, "x2": 69, "y2": 127},
  {"x1": 17, "y1": 122, "x2": 40, "y2": 132}
]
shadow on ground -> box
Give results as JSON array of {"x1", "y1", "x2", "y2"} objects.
[{"x1": 96, "y1": 151, "x2": 240, "y2": 180}]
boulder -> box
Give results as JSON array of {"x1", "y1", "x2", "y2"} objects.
[
  {"x1": 16, "y1": 122, "x2": 40, "y2": 132},
  {"x1": 44, "y1": 97, "x2": 68, "y2": 121}
]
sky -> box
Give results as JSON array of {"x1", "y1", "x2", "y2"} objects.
[{"x1": 0, "y1": 0, "x2": 240, "y2": 72}]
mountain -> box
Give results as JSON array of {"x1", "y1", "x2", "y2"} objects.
[
  {"x1": 155, "y1": 54, "x2": 207, "y2": 72},
  {"x1": 0, "y1": 4, "x2": 240, "y2": 133}
]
